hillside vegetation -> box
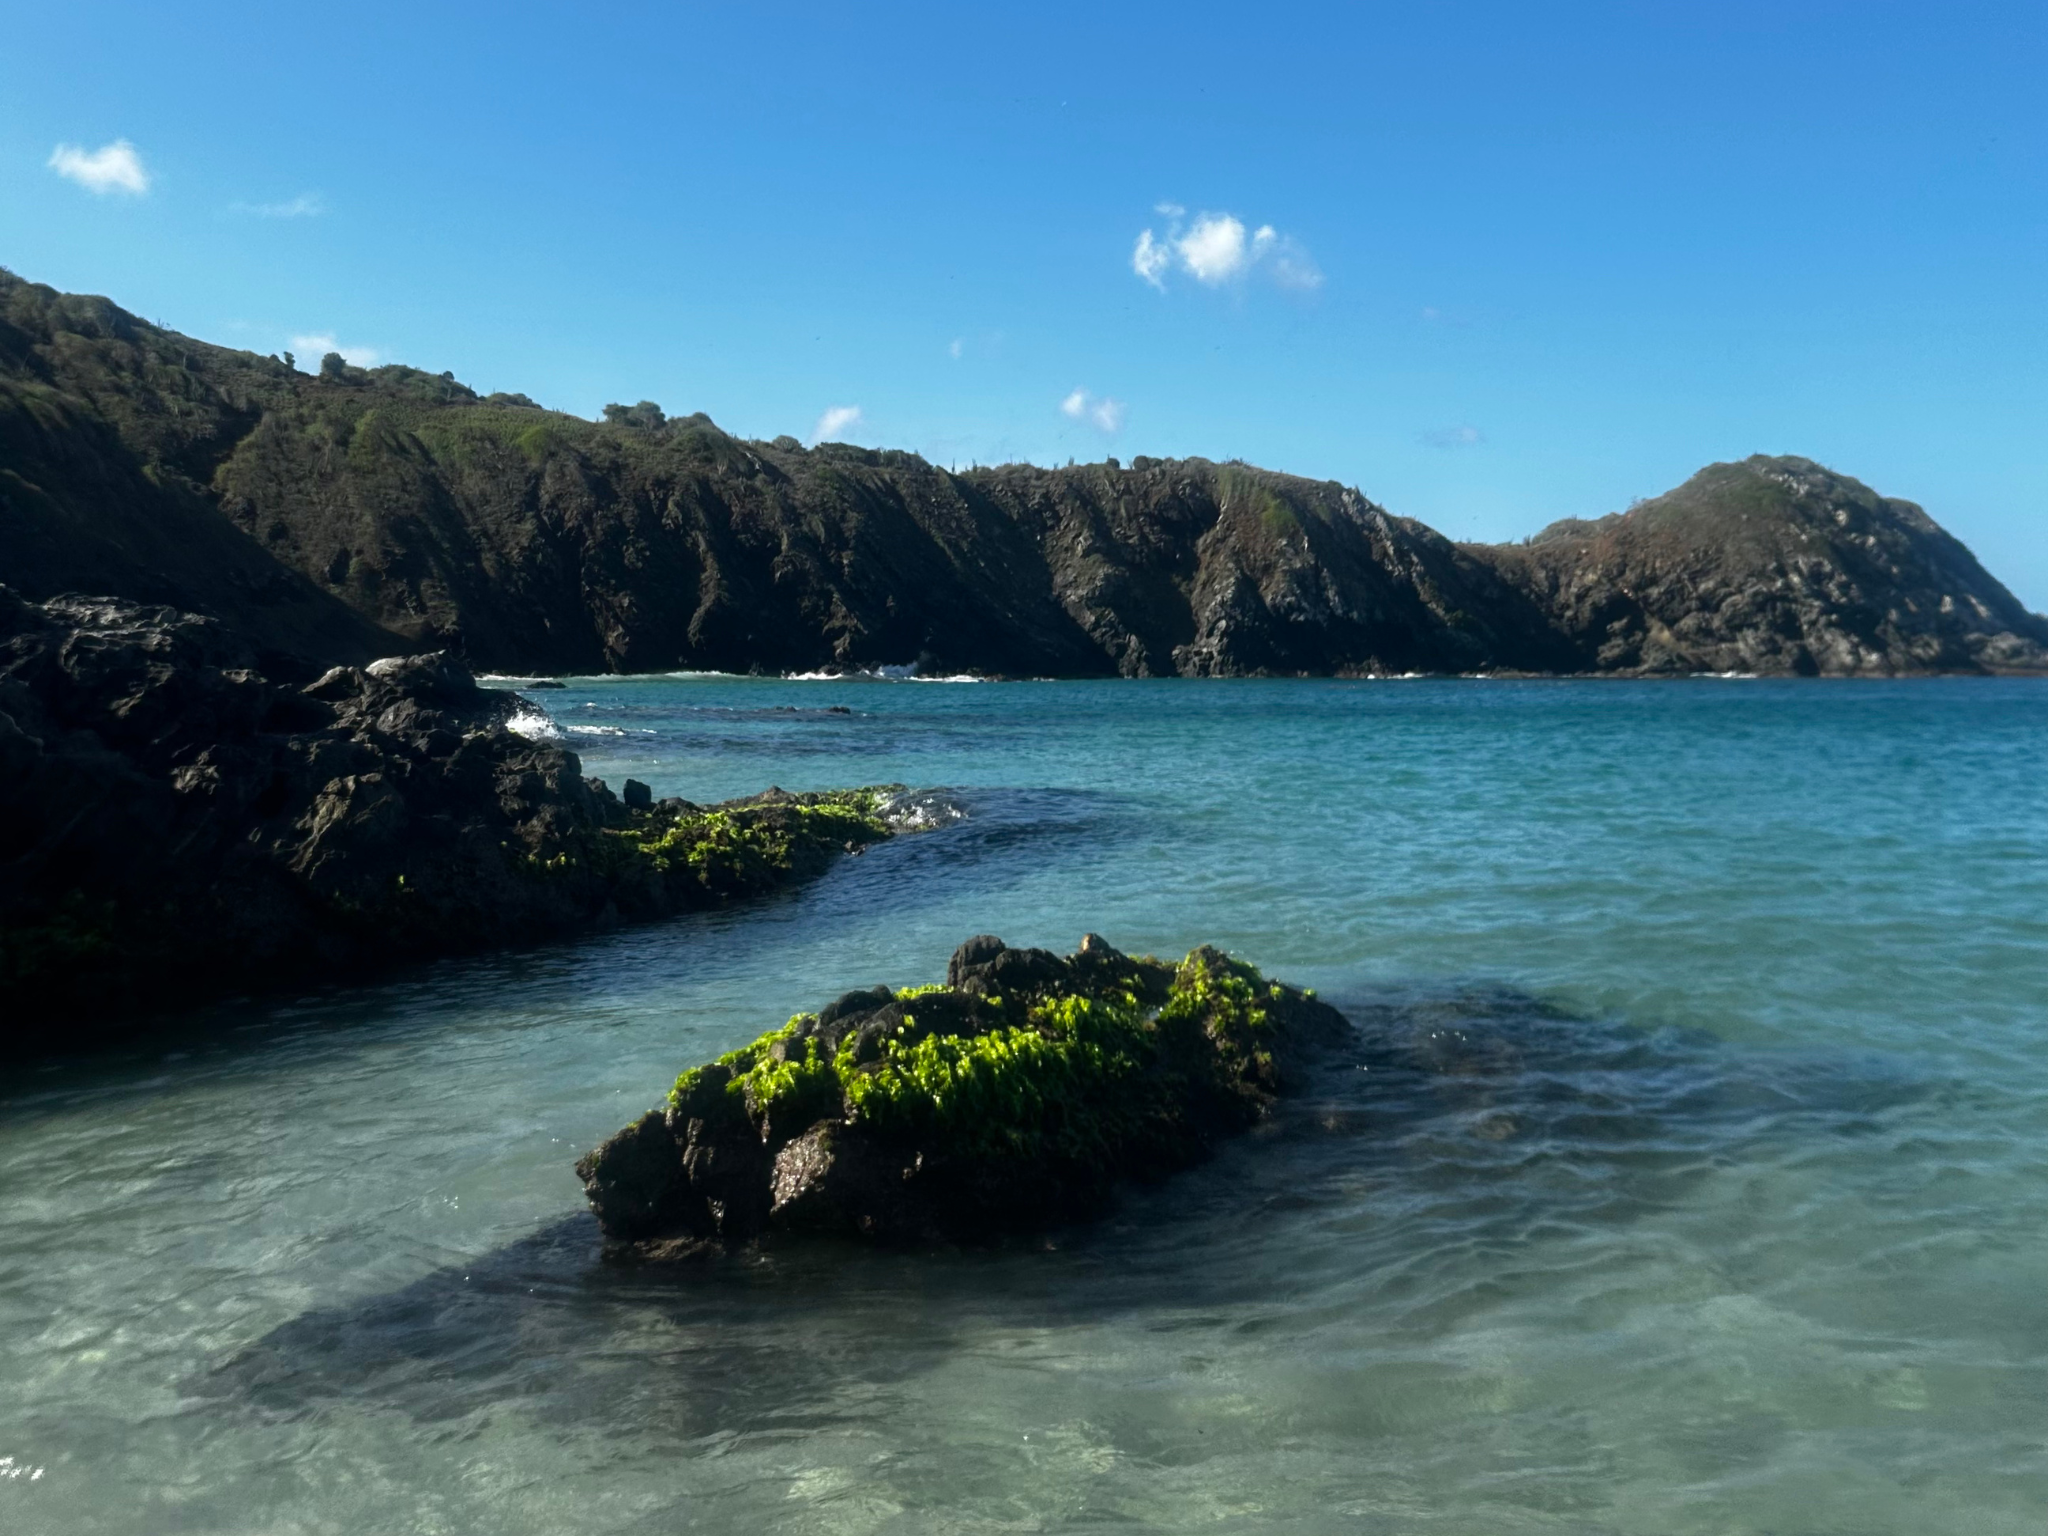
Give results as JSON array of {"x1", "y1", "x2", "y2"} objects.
[{"x1": 3, "y1": 268, "x2": 2042, "y2": 678}]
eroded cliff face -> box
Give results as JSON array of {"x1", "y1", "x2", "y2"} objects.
[
  {"x1": 1467, "y1": 457, "x2": 2048, "y2": 676},
  {"x1": 3, "y1": 268, "x2": 2042, "y2": 679},
  {"x1": 951, "y1": 461, "x2": 1576, "y2": 677},
  {"x1": 205, "y1": 398, "x2": 1569, "y2": 678}
]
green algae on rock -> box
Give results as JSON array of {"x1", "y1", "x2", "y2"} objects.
[
  {"x1": 583, "y1": 786, "x2": 895, "y2": 906},
  {"x1": 575, "y1": 934, "x2": 1353, "y2": 1253}
]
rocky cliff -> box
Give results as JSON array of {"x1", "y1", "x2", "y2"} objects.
[
  {"x1": 3, "y1": 267, "x2": 2042, "y2": 678},
  {"x1": 0, "y1": 586, "x2": 897, "y2": 1043}
]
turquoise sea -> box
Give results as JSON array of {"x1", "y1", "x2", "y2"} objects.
[{"x1": 1, "y1": 677, "x2": 2043, "y2": 1533}]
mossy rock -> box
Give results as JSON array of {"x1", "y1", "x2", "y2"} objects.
[
  {"x1": 587, "y1": 786, "x2": 896, "y2": 905},
  {"x1": 576, "y1": 934, "x2": 1352, "y2": 1253}
]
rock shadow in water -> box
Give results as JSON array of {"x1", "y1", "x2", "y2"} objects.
[
  {"x1": 529, "y1": 783, "x2": 1141, "y2": 980},
  {"x1": 204, "y1": 983, "x2": 1930, "y2": 1445}
]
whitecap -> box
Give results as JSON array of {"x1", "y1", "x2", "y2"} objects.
[
  {"x1": 877, "y1": 788, "x2": 970, "y2": 831},
  {"x1": 505, "y1": 702, "x2": 563, "y2": 741},
  {"x1": 782, "y1": 663, "x2": 987, "y2": 683}
]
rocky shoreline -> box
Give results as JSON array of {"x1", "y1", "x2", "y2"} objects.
[
  {"x1": 7, "y1": 262, "x2": 2047, "y2": 1050},
  {"x1": 576, "y1": 934, "x2": 1353, "y2": 1254},
  {"x1": 0, "y1": 586, "x2": 901, "y2": 1050}
]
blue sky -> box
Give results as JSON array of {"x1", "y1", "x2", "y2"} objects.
[{"x1": 5, "y1": 1, "x2": 2044, "y2": 607}]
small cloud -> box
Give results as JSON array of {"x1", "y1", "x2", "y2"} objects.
[
  {"x1": 1060, "y1": 389, "x2": 1125, "y2": 433},
  {"x1": 1266, "y1": 240, "x2": 1323, "y2": 292},
  {"x1": 1178, "y1": 213, "x2": 1250, "y2": 285},
  {"x1": 1130, "y1": 205, "x2": 1321, "y2": 292},
  {"x1": 1419, "y1": 424, "x2": 1484, "y2": 450},
  {"x1": 811, "y1": 404, "x2": 863, "y2": 444},
  {"x1": 1154, "y1": 201, "x2": 1185, "y2": 218},
  {"x1": 947, "y1": 329, "x2": 1006, "y2": 360},
  {"x1": 48, "y1": 139, "x2": 148, "y2": 195},
  {"x1": 291, "y1": 332, "x2": 381, "y2": 368},
  {"x1": 1421, "y1": 306, "x2": 1440, "y2": 321},
  {"x1": 1132, "y1": 229, "x2": 1169, "y2": 288},
  {"x1": 233, "y1": 192, "x2": 325, "y2": 218}
]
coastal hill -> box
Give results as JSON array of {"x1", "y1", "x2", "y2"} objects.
[
  {"x1": 4, "y1": 267, "x2": 2043, "y2": 678},
  {"x1": 1479, "y1": 458, "x2": 2048, "y2": 676}
]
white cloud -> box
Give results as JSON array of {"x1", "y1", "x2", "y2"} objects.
[
  {"x1": 1178, "y1": 213, "x2": 1250, "y2": 284},
  {"x1": 48, "y1": 139, "x2": 148, "y2": 195},
  {"x1": 291, "y1": 332, "x2": 381, "y2": 369},
  {"x1": 1131, "y1": 229, "x2": 1169, "y2": 288},
  {"x1": 811, "y1": 404, "x2": 863, "y2": 443},
  {"x1": 1154, "y1": 201, "x2": 1185, "y2": 218},
  {"x1": 1060, "y1": 389, "x2": 1125, "y2": 433},
  {"x1": 1420, "y1": 424, "x2": 1484, "y2": 449},
  {"x1": 234, "y1": 192, "x2": 324, "y2": 218},
  {"x1": 948, "y1": 337, "x2": 963, "y2": 359},
  {"x1": 1130, "y1": 205, "x2": 1322, "y2": 292}
]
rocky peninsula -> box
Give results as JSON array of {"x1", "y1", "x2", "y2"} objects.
[
  {"x1": 576, "y1": 934, "x2": 1353, "y2": 1253},
  {"x1": 0, "y1": 587, "x2": 898, "y2": 1048},
  {"x1": 4, "y1": 267, "x2": 2043, "y2": 681}
]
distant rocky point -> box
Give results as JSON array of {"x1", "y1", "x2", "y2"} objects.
[
  {"x1": 1481, "y1": 459, "x2": 2048, "y2": 676},
  {"x1": 2, "y1": 267, "x2": 2041, "y2": 680}
]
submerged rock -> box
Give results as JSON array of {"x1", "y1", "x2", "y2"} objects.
[
  {"x1": 0, "y1": 588, "x2": 900, "y2": 1045},
  {"x1": 576, "y1": 934, "x2": 1352, "y2": 1253}
]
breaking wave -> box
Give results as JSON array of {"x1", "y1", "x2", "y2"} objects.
[{"x1": 504, "y1": 701, "x2": 562, "y2": 741}]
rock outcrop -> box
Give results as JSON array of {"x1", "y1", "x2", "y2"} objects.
[
  {"x1": 0, "y1": 587, "x2": 895, "y2": 1045},
  {"x1": 576, "y1": 934, "x2": 1353, "y2": 1253},
  {"x1": 4, "y1": 267, "x2": 2042, "y2": 678},
  {"x1": 1471, "y1": 456, "x2": 2048, "y2": 675}
]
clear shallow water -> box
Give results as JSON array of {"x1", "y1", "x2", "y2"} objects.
[{"x1": 2, "y1": 677, "x2": 2044, "y2": 1533}]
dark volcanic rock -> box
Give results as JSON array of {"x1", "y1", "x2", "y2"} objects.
[
  {"x1": 576, "y1": 934, "x2": 1353, "y2": 1254},
  {"x1": 0, "y1": 588, "x2": 895, "y2": 1046},
  {"x1": 1466, "y1": 456, "x2": 2048, "y2": 675}
]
